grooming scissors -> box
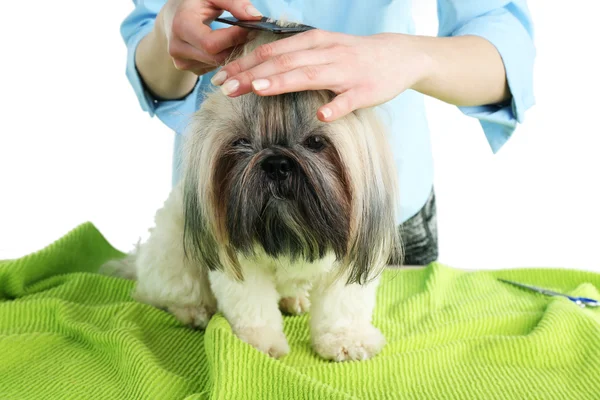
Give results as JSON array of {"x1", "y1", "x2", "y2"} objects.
[
  {"x1": 214, "y1": 16, "x2": 316, "y2": 34},
  {"x1": 498, "y1": 278, "x2": 600, "y2": 308}
]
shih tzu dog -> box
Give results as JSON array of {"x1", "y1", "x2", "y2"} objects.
[{"x1": 105, "y1": 27, "x2": 402, "y2": 362}]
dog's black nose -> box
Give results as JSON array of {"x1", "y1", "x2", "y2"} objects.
[{"x1": 262, "y1": 155, "x2": 294, "y2": 180}]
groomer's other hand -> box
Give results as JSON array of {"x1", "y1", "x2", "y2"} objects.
[
  {"x1": 213, "y1": 28, "x2": 512, "y2": 121},
  {"x1": 212, "y1": 30, "x2": 433, "y2": 121},
  {"x1": 159, "y1": 0, "x2": 262, "y2": 75}
]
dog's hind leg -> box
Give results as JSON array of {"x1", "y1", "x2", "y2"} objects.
[
  {"x1": 278, "y1": 293, "x2": 310, "y2": 316},
  {"x1": 276, "y1": 280, "x2": 311, "y2": 316},
  {"x1": 133, "y1": 184, "x2": 217, "y2": 329}
]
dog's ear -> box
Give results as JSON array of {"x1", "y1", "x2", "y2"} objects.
[
  {"x1": 182, "y1": 165, "x2": 243, "y2": 280},
  {"x1": 338, "y1": 109, "x2": 403, "y2": 285},
  {"x1": 181, "y1": 101, "x2": 244, "y2": 281},
  {"x1": 343, "y1": 191, "x2": 403, "y2": 285},
  {"x1": 181, "y1": 169, "x2": 219, "y2": 270}
]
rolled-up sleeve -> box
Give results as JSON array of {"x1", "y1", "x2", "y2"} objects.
[
  {"x1": 437, "y1": 1, "x2": 536, "y2": 153},
  {"x1": 121, "y1": 0, "x2": 203, "y2": 134}
]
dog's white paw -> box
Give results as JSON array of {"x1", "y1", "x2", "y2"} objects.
[
  {"x1": 312, "y1": 325, "x2": 386, "y2": 362},
  {"x1": 168, "y1": 305, "x2": 215, "y2": 329},
  {"x1": 279, "y1": 294, "x2": 310, "y2": 315},
  {"x1": 235, "y1": 326, "x2": 290, "y2": 359}
]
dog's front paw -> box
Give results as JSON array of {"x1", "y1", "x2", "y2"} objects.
[
  {"x1": 235, "y1": 326, "x2": 290, "y2": 358},
  {"x1": 168, "y1": 305, "x2": 215, "y2": 329},
  {"x1": 279, "y1": 294, "x2": 310, "y2": 315},
  {"x1": 312, "y1": 324, "x2": 386, "y2": 362}
]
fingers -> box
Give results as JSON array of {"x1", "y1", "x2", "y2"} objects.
[
  {"x1": 206, "y1": 26, "x2": 254, "y2": 54},
  {"x1": 207, "y1": 0, "x2": 263, "y2": 20},
  {"x1": 318, "y1": 90, "x2": 360, "y2": 122},
  {"x1": 220, "y1": 59, "x2": 363, "y2": 122},
  {"x1": 171, "y1": 10, "x2": 252, "y2": 62},
  {"x1": 172, "y1": 59, "x2": 215, "y2": 76},
  {"x1": 169, "y1": 39, "x2": 219, "y2": 65},
  {"x1": 216, "y1": 49, "x2": 335, "y2": 95},
  {"x1": 249, "y1": 65, "x2": 362, "y2": 121},
  {"x1": 246, "y1": 64, "x2": 341, "y2": 96},
  {"x1": 181, "y1": 24, "x2": 252, "y2": 56},
  {"x1": 218, "y1": 29, "x2": 335, "y2": 79}
]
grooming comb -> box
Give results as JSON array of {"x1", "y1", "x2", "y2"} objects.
[{"x1": 214, "y1": 16, "x2": 316, "y2": 34}]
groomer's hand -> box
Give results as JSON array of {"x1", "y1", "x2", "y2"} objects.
[
  {"x1": 136, "y1": 0, "x2": 262, "y2": 99},
  {"x1": 211, "y1": 31, "x2": 432, "y2": 121},
  {"x1": 213, "y1": 29, "x2": 511, "y2": 122},
  {"x1": 158, "y1": 0, "x2": 262, "y2": 75}
]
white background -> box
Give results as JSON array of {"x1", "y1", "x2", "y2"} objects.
[{"x1": 1, "y1": 1, "x2": 598, "y2": 272}]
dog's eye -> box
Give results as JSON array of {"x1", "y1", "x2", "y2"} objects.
[
  {"x1": 232, "y1": 138, "x2": 251, "y2": 148},
  {"x1": 304, "y1": 135, "x2": 326, "y2": 152}
]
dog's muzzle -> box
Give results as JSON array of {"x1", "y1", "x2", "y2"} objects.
[{"x1": 261, "y1": 154, "x2": 295, "y2": 181}]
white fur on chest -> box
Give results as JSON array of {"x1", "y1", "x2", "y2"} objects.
[{"x1": 239, "y1": 249, "x2": 338, "y2": 297}]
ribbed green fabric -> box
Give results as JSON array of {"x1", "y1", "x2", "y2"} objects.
[{"x1": 1, "y1": 222, "x2": 600, "y2": 399}]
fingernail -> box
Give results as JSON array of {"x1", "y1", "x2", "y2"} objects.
[
  {"x1": 246, "y1": 6, "x2": 262, "y2": 17},
  {"x1": 252, "y1": 79, "x2": 270, "y2": 91},
  {"x1": 211, "y1": 70, "x2": 227, "y2": 86},
  {"x1": 320, "y1": 107, "x2": 332, "y2": 120},
  {"x1": 220, "y1": 79, "x2": 240, "y2": 96}
]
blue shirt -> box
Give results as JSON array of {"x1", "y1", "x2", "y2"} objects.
[{"x1": 121, "y1": 0, "x2": 535, "y2": 224}]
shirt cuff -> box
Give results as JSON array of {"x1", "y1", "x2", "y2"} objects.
[{"x1": 451, "y1": 9, "x2": 536, "y2": 153}]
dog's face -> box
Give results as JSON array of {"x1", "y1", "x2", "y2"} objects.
[
  {"x1": 182, "y1": 33, "x2": 401, "y2": 285},
  {"x1": 215, "y1": 91, "x2": 352, "y2": 265}
]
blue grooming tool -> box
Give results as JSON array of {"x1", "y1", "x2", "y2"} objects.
[
  {"x1": 214, "y1": 16, "x2": 316, "y2": 34},
  {"x1": 498, "y1": 278, "x2": 600, "y2": 308}
]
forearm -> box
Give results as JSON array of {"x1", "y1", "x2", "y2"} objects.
[
  {"x1": 135, "y1": 15, "x2": 198, "y2": 101},
  {"x1": 412, "y1": 35, "x2": 510, "y2": 107}
]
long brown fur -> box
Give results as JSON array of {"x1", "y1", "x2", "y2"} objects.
[{"x1": 181, "y1": 28, "x2": 403, "y2": 285}]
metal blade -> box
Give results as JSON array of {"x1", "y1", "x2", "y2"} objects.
[{"x1": 214, "y1": 17, "x2": 316, "y2": 34}]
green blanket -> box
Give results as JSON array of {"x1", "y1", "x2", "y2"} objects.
[{"x1": 1, "y1": 222, "x2": 600, "y2": 399}]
